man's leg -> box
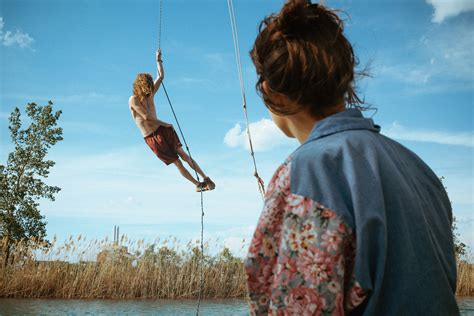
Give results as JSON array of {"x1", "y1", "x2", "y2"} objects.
[
  {"x1": 177, "y1": 147, "x2": 207, "y2": 179},
  {"x1": 173, "y1": 159, "x2": 199, "y2": 186}
]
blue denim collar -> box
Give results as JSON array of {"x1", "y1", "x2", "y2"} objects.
[{"x1": 304, "y1": 108, "x2": 380, "y2": 144}]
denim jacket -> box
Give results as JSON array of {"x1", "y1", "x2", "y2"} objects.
[{"x1": 246, "y1": 109, "x2": 459, "y2": 315}]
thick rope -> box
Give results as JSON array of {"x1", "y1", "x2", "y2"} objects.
[
  {"x1": 227, "y1": 0, "x2": 265, "y2": 199},
  {"x1": 158, "y1": 1, "x2": 204, "y2": 314}
]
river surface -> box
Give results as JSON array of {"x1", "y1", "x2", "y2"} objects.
[{"x1": 0, "y1": 297, "x2": 473, "y2": 315}]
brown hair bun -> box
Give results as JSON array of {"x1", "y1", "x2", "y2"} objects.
[
  {"x1": 277, "y1": 0, "x2": 319, "y2": 38},
  {"x1": 251, "y1": 0, "x2": 368, "y2": 117}
]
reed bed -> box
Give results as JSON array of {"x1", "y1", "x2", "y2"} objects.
[
  {"x1": 0, "y1": 236, "x2": 473, "y2": 299},
  {"x1": 456, "y1": 257, "x2": 474, "y2": 297},
  {"x1": 0, "y1": 236, "x2": 247, "y2": 299}
]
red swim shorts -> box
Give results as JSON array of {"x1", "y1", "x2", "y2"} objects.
[{"x1": 144, "y1": 125, "x2": 183, "y2": 165}]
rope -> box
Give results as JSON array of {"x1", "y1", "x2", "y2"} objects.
[
  {"x1": 158, "y1": 1, "x2": 204, "y2": 314},
  {"x1": 162, "y1": 84, "x2": 205, "y2": 316},
  {"x1": 158, "y1": 0, "x2": 163, "y2": 50},
  {"x1": 227, "y1": 0, "x2": 266, "y2": 200}
]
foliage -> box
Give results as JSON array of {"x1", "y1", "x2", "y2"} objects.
[
  {"x1": 0, "y1": 101, "x2": 62, "y2": 263},
  {"x1": 452, "y1": 216, "x2": 467, "y2": 259},
  {"x1": 440, "y1": 176, "x2": 468, "y2": 259}
]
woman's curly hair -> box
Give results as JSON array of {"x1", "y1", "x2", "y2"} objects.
[
  {"x1": 251, "y1": 0, "x2": 369, "y2": 116},
  {"x1": 133, "y1": 73, "x2": 154, "y2": 102}
]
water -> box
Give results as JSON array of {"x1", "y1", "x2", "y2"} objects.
[
  {"x1": 0, "y1": 299, "x2": 248, "y2": 315},
  {"x1": 459, "y1": 297, "x2": 474, "y2": 316},
  {"x1": 0, "y1": 297, "x2": 473, "y2": 315}
]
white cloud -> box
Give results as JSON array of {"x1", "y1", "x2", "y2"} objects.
[
  {"x1": 376, "y1": 64, "x2": 432, "y2": 85},
  {"x1": 426, "y1": 0, "x2": 474, "y2": 23},
  {"x1": 223, "y1": 236, "x2": 250, "y2": 257},
  {"x1": 0, "y1": 17, "x2": 34, "y2": 49},
  {"x1": 42, "y1": 145, "x2": 268, "y2": 225},
  {"x1": 224, "y1": 118, "x2": 297, "y2": 152},
  {"x1": 33, "y1": 144, "x2": 276, "y2": 257},
  {"x1": 375, "y1": 20, "x2": 473, "y2": 93},
  {"x1": 383, "y1": 122, "x2": 474, "y2": 147}
]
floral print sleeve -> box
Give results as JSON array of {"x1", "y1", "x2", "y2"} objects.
[{"x1": 245, "y1": 158, "x2": 366, "y2": 315}]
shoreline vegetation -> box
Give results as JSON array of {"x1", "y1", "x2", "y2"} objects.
[
  {"x1": 0, "y1": 236, "x2": 472, "y2": 299},
  {"x1": 0, "y1": 236, "x2": 247, "y2": 299}
]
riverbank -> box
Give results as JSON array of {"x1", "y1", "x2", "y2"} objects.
[{"x1": 0, "y1": 237, "x2": 472, "y2": 299}]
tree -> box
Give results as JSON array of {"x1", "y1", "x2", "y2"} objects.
[
  {"x1": 452, "y1": 216, "x2": 467, "y2": 260},
  {"x1": 440, "y1": 176, "x2": 468, "y2": 260},
  {"x1": 0, "y1": 101, "x2": 63, "y2": 266}
]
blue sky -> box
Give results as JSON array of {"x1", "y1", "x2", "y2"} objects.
[{"x1": 1, "y1": 0, "x2": 473, "y2": 256}]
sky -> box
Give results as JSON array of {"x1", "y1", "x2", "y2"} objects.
[{"x1": 0, "y1": 0, "x2": 473, "y2": 257}]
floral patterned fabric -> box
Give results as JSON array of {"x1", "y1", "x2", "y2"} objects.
[{"x1": 246, "y1": 158, "x2": 366, "y2": 315}]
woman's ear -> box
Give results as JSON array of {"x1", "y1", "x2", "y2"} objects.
[
  {"x1": 262, "y1": 81, "x2": 280, "y2": 103},
  {"x1": 262, "y1": 80, "x2": 283, "y2": 99},
  {"x1": 262, "y1": 80, "x2": 271, "y2": 95},
  {"x1": 262, "y1": 81, "x2": 291, "y2": 106}
]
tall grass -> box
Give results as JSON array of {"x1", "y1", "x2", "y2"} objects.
[
  {"x1": 457, "y1": 257, "x2": 474, "y2": 297},
  {"x1": 0, "y1": 236, "x2": 472, "y2": 299},
  {"x1": 0, "y1": 236, "x2": 247, "y2": 299}
]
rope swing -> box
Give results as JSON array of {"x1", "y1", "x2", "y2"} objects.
[
  {"x1": 156, "y1": 1, "x2": 266, "y2": 313},
  {"x1": 227, "y1": 0, "x2": 266, "y2": 200},
  {"x1": 157, "y1": 1, "x2": 205, "y2": 314}
]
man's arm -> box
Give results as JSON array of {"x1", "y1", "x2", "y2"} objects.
[{"x1": 153, "y1": 50, "x2": 164, "y2": 95}]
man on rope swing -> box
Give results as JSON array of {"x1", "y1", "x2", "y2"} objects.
[{"x1": 129, "y1": 50, "x2": 215, "y2": 192}]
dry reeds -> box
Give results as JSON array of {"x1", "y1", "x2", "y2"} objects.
[
  {"x1": 1, "y1": 236, "x2": 472, "y2": 299},
  {"x1": 456, "y1": 256, "x2": 474, "y2": 297},
  {"x1": 0, "y1": 236, "x2": 247, "y2": 299}
]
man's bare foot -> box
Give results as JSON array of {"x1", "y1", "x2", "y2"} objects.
[
  {"x1": 196, "y1": 182, "x2": 209, "y2": 192},
  {"x1": 204, "y1": 177, "x2": 216, "y2": 190}
]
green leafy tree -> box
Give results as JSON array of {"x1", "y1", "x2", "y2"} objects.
[{"x1": 0, "y1": 101, "x2": 63, "y2": 266}]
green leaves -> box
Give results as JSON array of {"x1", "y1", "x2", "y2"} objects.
[{"x1": 0, "y1": 101, "x2": 63, "y2": 252}]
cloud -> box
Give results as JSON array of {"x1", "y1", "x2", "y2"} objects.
[
  {"x1": 168, "y1": 76, "x2": 213, "y2": 87},
  {"x1": 42, "y1": 144, "x2": 269, "y2": 224},
  {"x1": 374, "y1": 20, "x2": 473, "y2": 93},
  {"x1": 202, "y1": 225, "x2": 255, "y2": 257},
  {"x1": 383, "y1": 122, "x2": 474, "y2": 147},
  {"x1": 376, "y1": 64, "x2": 432, "y2": 85},
  {"x1": 204, "y1": 53, "x2": 227, "y2": 66},
  {"x1": 224, "y1": 118, "x2": 297, "y2": 152},
  {"x1": 33, "y1": 143, "x2": 277, "y2": 257},
  {"x1": 426, "y1": 0, "x2": 474, "y2": 23},
  {"x1": 50, "y1": 92, "x2": 123, "y2": 105},
  {"x1": 61, "y1": 121, "x2": 114, "y2": 135},
  {"x1": 0, "y1": 17, "x2": 34, "y2": 49},
  {"x1": 4, "y1": 92, "x2": 124, "y2": 106}
]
